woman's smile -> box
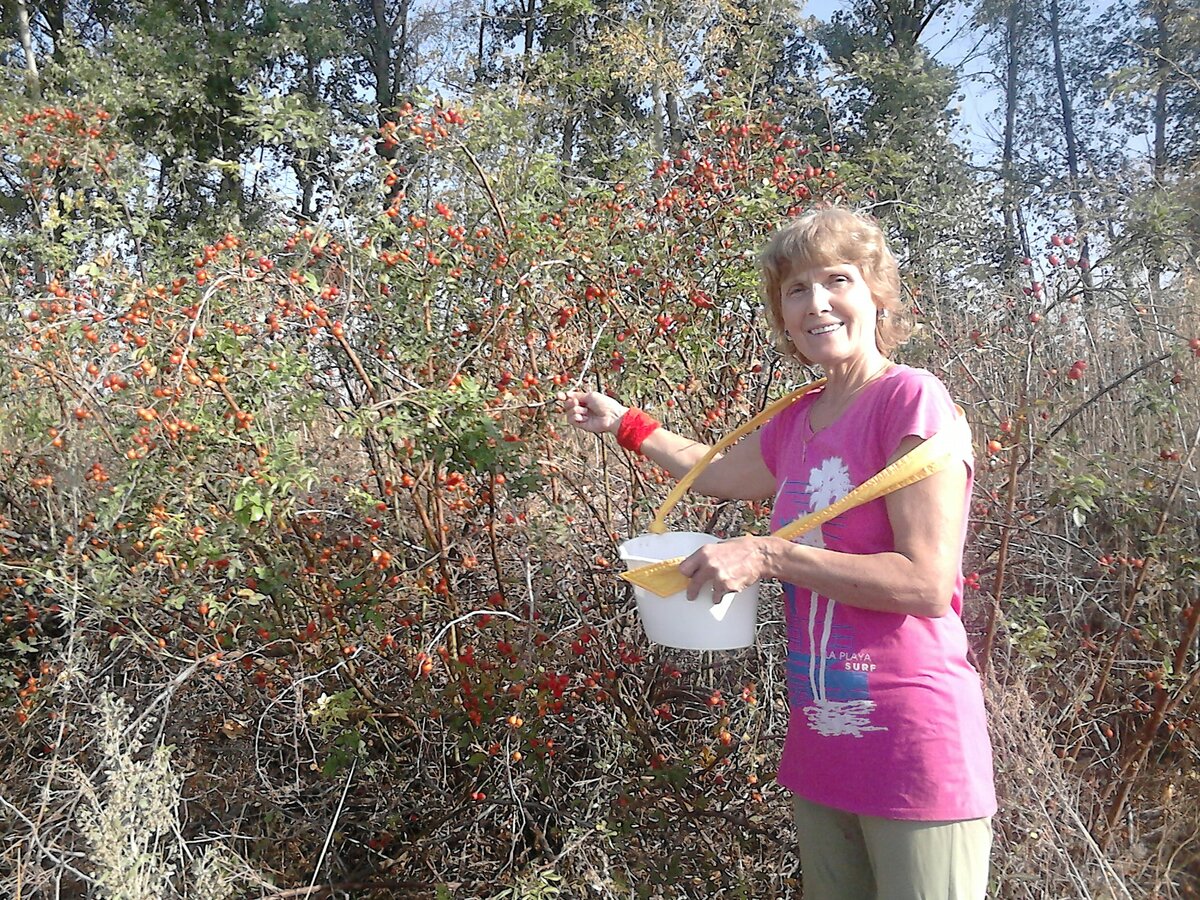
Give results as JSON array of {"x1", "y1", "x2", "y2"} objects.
[{"x1": 808, "y1": 321, "x2": 844, "y2": 336}]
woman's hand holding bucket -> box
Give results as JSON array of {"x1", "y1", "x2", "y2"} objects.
[{"x1": 678, "y1": 536, "x2": 773, "y2": 604}]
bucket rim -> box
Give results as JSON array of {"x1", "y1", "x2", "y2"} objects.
[{"x1": 618, "y1": 530, "x2": 720, "y2": 562}]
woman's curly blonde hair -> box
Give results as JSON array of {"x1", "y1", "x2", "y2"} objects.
[{"x1": 759, "y1": 208, "x2": 911, "y2": 365}]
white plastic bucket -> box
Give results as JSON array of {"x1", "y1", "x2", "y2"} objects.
[{"x1": 618, "y1": 531, "x2": 760, "y2": 650}]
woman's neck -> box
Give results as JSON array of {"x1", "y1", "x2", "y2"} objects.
[
  {"x1": 807, "y1": 356, "x2": 893, "y2": 432},
  {"x1": 822, "y1": 355, "x2": 892, "y2": 403}
]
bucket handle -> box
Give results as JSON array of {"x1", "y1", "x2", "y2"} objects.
[{"x1": 646, "y1": 379, "x2": 827, "y2": 535}]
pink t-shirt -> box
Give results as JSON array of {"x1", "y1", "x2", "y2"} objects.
[{"x1": 760, "y1": 365, "x2": 996, "y2": 821}]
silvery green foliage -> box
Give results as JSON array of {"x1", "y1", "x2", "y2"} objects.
[
  {"x1": 76, "y1": 694, "x2": 244, "y2": 900},
  {"x1": 77, "y1": 695, "x2": 180, "y2": 900},
  {"x1": 190, "y1": 846, "x2": 244, "y2": 900}
]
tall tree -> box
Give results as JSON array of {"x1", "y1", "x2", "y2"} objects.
[
  {"x1": 349, "y1": 0, "x2": 414, "y2": 112},
  {"x1": 1046, "y1": 0, "x2": 1094, "y2": 294},
  {"x1": 478, "y1": 0, "x2": 653, "y2": 171},
  {"x1": 972, "y1": 0, "x2": 1033, "y2": 263},
  {"x1": 1097, "y1": 0, "x2": 1200, "y2": 284},
  {"x1": 814, "y1": 0, "x2": 992, "y2": 270},
  {"x1": 973, "y1": 0, "x2": 1134, "y2": 279},
  {"x1": 1104, "y1": 0, "x2": 1200, "y2": 176}
]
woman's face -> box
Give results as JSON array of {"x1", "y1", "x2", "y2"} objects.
[{"x1": 778, "y1": 261, "x2": 882, "y2": 369}]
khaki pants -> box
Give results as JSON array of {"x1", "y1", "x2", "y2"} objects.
[{"x1": 792, "y1": 795, "x2": 993, "y2": 900}]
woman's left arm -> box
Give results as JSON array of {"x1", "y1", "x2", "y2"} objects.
[{"x1": 678, "y1": 434, "x2": 967, "y2": 617}]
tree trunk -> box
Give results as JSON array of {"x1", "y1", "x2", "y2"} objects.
[
  {"x1": 884, "y1": 0, "x2": 922, "y2": 49},
  {"x1": 390, "y1": 0, "x2": 413, "y2": 106},
  {"x1": 1151, "y1": 0, "x2": 1169, "y2": 180},
  {"x1": 561, "y1": 113, "x2": 577, "y2": 167},
  {"x1": 13, "y1": 0, "x2": 41, "y2": 101},
  {"x1": 881, "y1": 0, "x2": 953, "y2": 50},
  {"x1": 301, "y1": 160, "x2": 316, "y2": 220},
  {"x1": 365, "y1": 0, "x2": 412, "y2": 212},
  {"x1": 1001, "y1": 0, "x2": 1023, "y2": 263},
  {"x1": 372, "y1": 0, "x2": 395, "y2": 109},
  {"x1": 13, "y1": 0, "x2": 44, "y2": 263},
  {"x1": 666, "y1": 91, "x2": 682, "y2": 153},
  {"x1": 1048, "y1": 0, "x2": 1094, "y2": 296},
  {"x1": 651, "y1": 82, "x2": 665, "y2": 160},
  {"x1": 302, "y1": 55, "x2": 320, "y2": 219},
  {"x1": 1147, "y1": 0, "x2": 1170, "y2": 309},
  {"x1": 560, "y1": 26, "x2": 578, "y2": 165},
  {"x1": 477, "y1": 0, "x2": 487, "y2": 75},
  {"x1": 523, "y1": 0, "x2": 536, "y2": 58}
]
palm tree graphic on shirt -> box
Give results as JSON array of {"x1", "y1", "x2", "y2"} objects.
[
  {"x1": 809, "y1": 457, "x2": 854, "y2": 509},
  {"x1": 782, "y1": 454, "x2": 887, "y2": 738}
]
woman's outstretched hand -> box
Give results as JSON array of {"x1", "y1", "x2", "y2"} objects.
[{"x1": 560, "y1": 390, "x2": 629, "y2": 436}]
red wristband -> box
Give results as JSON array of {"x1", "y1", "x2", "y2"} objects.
[{"x1": 616, "y1": 408, "x2": 661, "y2": 453}]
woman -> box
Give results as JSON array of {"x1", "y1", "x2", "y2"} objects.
[{"x1": 562, "y1": 208, "x2": 996, "y2": 899}]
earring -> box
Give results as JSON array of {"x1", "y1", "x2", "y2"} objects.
[
  {"x1": 784, "y1": 330, "x2": 791, "y2": 338},
  {"x1": 879, "y1": 309, "x2": 889, "y2": 319}
]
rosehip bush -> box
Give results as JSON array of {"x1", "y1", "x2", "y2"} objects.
[{"x1": 0, "y1": 89, "x2": 853, "y2": 896}]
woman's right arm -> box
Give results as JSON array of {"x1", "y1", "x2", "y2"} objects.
[{"x1": 561, "y1": 390, "x2": 776, "y2": 501}]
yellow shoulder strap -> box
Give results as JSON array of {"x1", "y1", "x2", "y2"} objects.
[{"x1": 623, "y1": 407, "x2": 970, "y2": 597}]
